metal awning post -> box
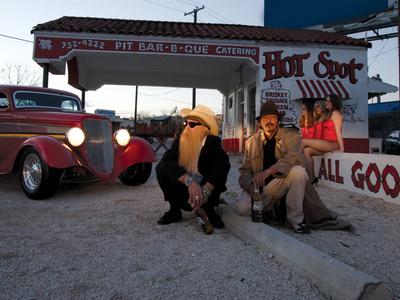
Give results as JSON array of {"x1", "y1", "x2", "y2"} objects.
[
  {"x1": 42, "y1": 63, "x2": 49, "y2": 88},
  {"x1": 134, "y1": 86, "x2": 138, "y2": 129},
  {"x1": 81, "y1": 90, "x2": 85, "y2": 109}
]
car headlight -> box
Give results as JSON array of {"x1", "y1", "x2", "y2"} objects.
[
  {"x1": 66, "y1": 127, "x2": 85, "y2": 147},
  {"x1": 114, "y1": 129, "x2": 130, "y2": 146}
]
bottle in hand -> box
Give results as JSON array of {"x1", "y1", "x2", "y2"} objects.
[{"x1": 251, "y1": 184, "x2": 263, "y2": 223}]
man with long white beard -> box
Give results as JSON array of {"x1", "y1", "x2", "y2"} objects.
[{"x1": 156, "y1": 105, "x2": 230, "y2": 234}]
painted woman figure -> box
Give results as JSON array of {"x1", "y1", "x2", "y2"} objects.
[
  {"x1": 313, "y1": 100, "x2": 328, "y2": 139},
  {"x1": 300, "y1": 94, "x2": 344, "y2": 185},
  {"x1": 298, "y1": 103, "x2": 316, "y2": 139}
]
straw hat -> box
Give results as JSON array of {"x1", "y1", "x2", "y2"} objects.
[
  {"x1": 180, "y1": 105, "x2": 219, "y2": 136},
  {"x1": 255, "y1": 102, "x2": 285, "y2": 121}
]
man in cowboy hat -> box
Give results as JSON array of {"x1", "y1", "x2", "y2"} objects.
[
  {"x1": 237, "y1": 102, "x2": 311, "y2": 234},
  {"x1": 156, "y1": 105, "x2": 230, "y2": 234}
]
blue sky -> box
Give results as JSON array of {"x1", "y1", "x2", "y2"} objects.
[{"x1": 0, "y1": 0, "x2": 397, "y2": 118}]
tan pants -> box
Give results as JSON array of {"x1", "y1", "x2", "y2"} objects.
[{"x1": 237, "y1": 165, "x2": 308, "y2": 226}]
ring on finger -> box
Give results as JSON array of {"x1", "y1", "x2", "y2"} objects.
[{"x1": 195, "y1": 195, "x2": 199, "y2": 200}]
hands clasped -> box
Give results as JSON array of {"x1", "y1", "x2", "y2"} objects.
[{"x1": 188, "y1": 182, "x2": 212, "y2": 211}]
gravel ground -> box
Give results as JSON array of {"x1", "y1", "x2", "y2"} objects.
[
  {"x1": 0, "y1": 148, "x2": 399, "y2": 299},
  {"x1": 226, "y1": 155, "x2": 400, "y2": 299}
]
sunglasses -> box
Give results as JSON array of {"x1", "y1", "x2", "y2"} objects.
[{"x1": 184, "y1": 121, "x2": 203, "y2": 128}]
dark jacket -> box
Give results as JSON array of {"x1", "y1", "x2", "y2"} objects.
[{"x1": 156, "y1": 135, "x2": 231, "y2": 193}]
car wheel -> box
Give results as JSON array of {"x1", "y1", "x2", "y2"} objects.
[
  {"x1": 382, "y1": 145, "x2": 387, "y2": 154},
  {"x1": 19, "y1": 148, "x2": 62, "y2": 200},
  {"x1": 118, "y1": 162, "x2": 152, "y2": 186}
]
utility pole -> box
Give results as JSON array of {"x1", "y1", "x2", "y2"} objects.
[
  {"x1": 185, "y1": 6, "x2": 204, "y2": 109},
  {"x1": 184, "y1": 5, "x2": 204, "y2": 24}
]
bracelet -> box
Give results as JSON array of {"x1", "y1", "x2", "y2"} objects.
[
  {"x1": 181, "y1": 175, "x2": 187, "y2": 184},
  {"x1": 201, "y1": 185, "x2": 211, "y2": 203}
]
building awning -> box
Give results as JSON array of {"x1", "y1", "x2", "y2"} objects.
[
  {"x1": 368, "y1": 77, "x2": 398, "y2": 99},
  {"x1": 295, "y1": 79, "x2": 350, "y2": 100}
]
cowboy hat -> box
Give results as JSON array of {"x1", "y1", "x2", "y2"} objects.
[
  {"x1": 255, "y1": 102, "x2": 285, "y2": 121},
  {"x1": 180, "y1": 105, "x2": 219, "y2": 136}
]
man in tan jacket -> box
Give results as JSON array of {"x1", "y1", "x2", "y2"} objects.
[{"x1": 237, "y1": 102, "x2": 310, "y2": 234}]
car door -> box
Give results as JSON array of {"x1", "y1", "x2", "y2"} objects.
[{"x1": 0, "y1": 92, "x2": 18, "y2": 169}]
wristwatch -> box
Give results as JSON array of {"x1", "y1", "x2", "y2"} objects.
[{"x1": 184, "y1": 176, "x2": 193, "y2": 187}]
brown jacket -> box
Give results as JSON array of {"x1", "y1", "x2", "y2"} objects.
[
  {"x1": 238, "y1": 127, "x2": 353, "y2": 231},
  {"x1": 239, "y1": 126, "x2": 307, "y2": 193}
]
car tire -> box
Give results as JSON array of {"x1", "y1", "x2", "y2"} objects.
[
  {"x1": 382, "y1": 145, "x2": 387, "y2": 154},
  {"x1": 118, "y1": 162, "x2": 152, "y2": 186},
  {"x1": 19, "y1": 147, "x2": 62, "y2": 200}
]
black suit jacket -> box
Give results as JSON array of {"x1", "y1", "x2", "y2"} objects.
[{"x1": 156, "y1": 135, "x2": 230, "y2": 193}]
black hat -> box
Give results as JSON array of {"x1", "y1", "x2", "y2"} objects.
[{"x1": 255, "y1": 102, "x2": 285, "y2": 121}]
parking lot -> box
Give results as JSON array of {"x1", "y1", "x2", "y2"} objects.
[
  {"x1": 1, "y1": 145, "x2": 399, "y2": 298},
  {"x1": 0, "y1": 151, "x2": 330, "y2": 299}
]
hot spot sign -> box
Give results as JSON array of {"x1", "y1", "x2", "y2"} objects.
[{"x1": 262, "y1": 50, "x2": 363, "y2": 84}]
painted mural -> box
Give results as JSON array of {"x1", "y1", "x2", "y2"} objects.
[{"x1": 258, "y1": 46, "x2": 369, "y2": 141}]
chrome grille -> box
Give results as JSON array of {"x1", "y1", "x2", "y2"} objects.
[{"x1": 83, "y1": 119, "x2": 114, "y2": 174}]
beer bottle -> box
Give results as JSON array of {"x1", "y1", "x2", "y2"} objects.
[{"x1": 251, "y1": 184, "x2": 263, "y2": 222}]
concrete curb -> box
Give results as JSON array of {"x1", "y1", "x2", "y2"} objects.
[{"x1": 216, "y1": 205, "x2": 392, "y2": 300}]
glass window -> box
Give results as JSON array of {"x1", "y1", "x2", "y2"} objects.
[
  {"x1": 228, "y1": 97, "x2": 233, "y2": 109},
  {"x1": 0, "y1": 93, "x2": 9, "y2": 108},
  {"x1": 248, "y1": 86, "x2": 256, "y2": 135},
  {"x1": 14, "y1": 91, "x2": 81, "y2": 111}
]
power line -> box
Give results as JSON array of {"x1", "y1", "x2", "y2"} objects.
[
  {"x1": 138, "y1": 92, "x2": 191, "y2": 105},
  {"x1": 188, "y1": 0, "x2": 234, "y2": 23},
  {"x1": 138, "y1": 91, "x2": 221, "y2": 112},
  {"x1": 368, "y1": 27, "x2": 396, "y2": 67},
  {"x1": 369, "y1": 39, "x2": 389, "y2": 67},
  {"x1": 141, "y1": 87, "x2": 182, "y2": 97},
  {"x1": 0, "y1": 33, "x2": 32, "y2": 43},
  {"x1": 144, "y1": 0, "x2": 186, "y2": 14},
  {"x1": 368, "y1": 47, "x2": 398, "y2": 60}
]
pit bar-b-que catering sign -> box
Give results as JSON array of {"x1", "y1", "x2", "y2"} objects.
[{"x1": 34, "y1": 36, "x2": 259, "y2": 64}]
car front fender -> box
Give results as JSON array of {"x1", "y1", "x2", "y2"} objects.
[
  {"x1": 113, "y1": 137, "x2": 157, "y2": 175},
  {"x1": 21, "y1": 136, "x2": 84, "y2": 169}
]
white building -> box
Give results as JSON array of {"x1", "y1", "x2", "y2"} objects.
[{"x1": 32, "y1": 17, "x2": 392, "y2": 154}]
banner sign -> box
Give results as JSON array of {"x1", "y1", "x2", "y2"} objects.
[{"x1": 34, "y1": 36, "x2": 259, "y2": 64}]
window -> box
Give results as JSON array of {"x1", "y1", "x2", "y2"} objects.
[
  {"x1": 228, "y1": 96, "x2": 233, "y2": 109},
  {"x1": 14, "y1": 91, "x2": 81, "y2": 111},
  {"x1": 248, "y1": 86, "x2": 256, "y2": 135},
  {"x1": 0, "y1": 93, "x2": 9, "y2": 108}
]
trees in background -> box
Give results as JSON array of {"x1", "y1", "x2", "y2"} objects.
[{"x1": 0, "y1": 62, "x2": 41, "y2": 86}]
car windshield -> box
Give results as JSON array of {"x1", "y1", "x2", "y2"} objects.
[{"x1": 13, "y1": 91, "x2": 81, "y2": 112}]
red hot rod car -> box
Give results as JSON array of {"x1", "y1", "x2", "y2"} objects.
[{"x1": 0, "y1": 85, "x2": 156, "y2": 199}]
